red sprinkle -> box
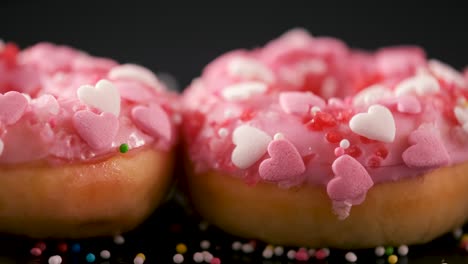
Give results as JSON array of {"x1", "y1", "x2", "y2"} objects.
[
  {"x1": 325, "y1": 130, "x2": 343, "y2": 143},
  {"x1": 315, "y1": 249, "x2": 328, "y2": 260},
  {"x1": 345, "y1": 145, "x2": 362, "y2": 158},
  {"x1": 57, "y1": 242, "x2": 68, "y2": 253},
  {"x1": 210, "y1": 257, "x2": 221, "y2": 264},
  {"x1": 374, "y1": 145, "x2": 389, "y2": 159},
  {"x1": 334, "y1": 109, "x2": 354, "y2": 123},
  {"x1": 295, "y1": 248, "x2": 309, "y2": 261},
  {"x1": 0, "y1": 42, "x2": 20, "y2": 68},
  {"x1": 240, "y1": 108, "x2": 256, "y2": 121},
  {"x1": 30, "y1": 247, "x2": 42, "y2": 257},
  {"x1": 367, "y1": 156, "x2": 381, "y2": 168},
  {"x1": 306, "y1": 111, "x2": 337, "y2": 131}
]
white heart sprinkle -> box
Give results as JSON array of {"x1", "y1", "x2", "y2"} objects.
[
  {"x1": 394, "y1": 74, "x2": 440, "y2": 96},
  {"x1": 222, "y1": 81, "x2": 268, "y2": 101},
  {"x1": 454, "y1": 106, "x2": 468, "y2": 125},
  {"x1": 428, "y1": 59, "x2": 466, "y2": 88},
  {"x1": 353, "y1": 85, "x2": 393, "y2": 107},
  {"x1": 0, "y1": 139, "x2": 3, "y2": 156},
  {"x1": 228, "y1": 57, "x2": 275, "y2": 83},
  {"x1": 77, "y1": 79, "x2": 121, "y2": 117},
  {"x1": 232, "y1": 125, "x2": 272, "y2": 169},
  {"x1": 349, "y1": 104, "x2": 396, "y2": 142},
  {"x1": 108, "y1": 64, "x2": 160, "y2": 89}
]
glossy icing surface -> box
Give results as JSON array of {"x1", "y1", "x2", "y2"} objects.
[
  {"x1": 181, "y1": 29, "x2": 468, "y2": 218},
  {"x1": 0, "y1": 42, "x2": 179, "y2": 165}
]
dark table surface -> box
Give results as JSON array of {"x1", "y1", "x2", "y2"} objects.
[{"x1": 0, "y1": 188, "x2": 467, "y2": 264}]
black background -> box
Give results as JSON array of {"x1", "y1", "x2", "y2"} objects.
[{"x1": 1, "y1": 1, "x2": 467, "y2": 90}]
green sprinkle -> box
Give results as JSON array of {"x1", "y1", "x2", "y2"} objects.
[
  {"x1": 385, "y1": 246, "x2": 394, "y2": 256},
  {"x1": 119, "y1": 143, "x2": 129, "y2": 153}
]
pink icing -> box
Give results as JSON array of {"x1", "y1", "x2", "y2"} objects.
[
  {"x1": 181, "y1": 29, "x2": 468, "y2": 218},
  {"x1": 0, "y1": 42, "x2": 178, "y2": 165}
]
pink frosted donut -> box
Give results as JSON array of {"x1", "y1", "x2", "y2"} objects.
[
  {"x1": 0, "y1": 41, "x2": 179, "y2": 238},
  {"x1": 181, "y1": 29, "x2": 468, "y2": 248}
]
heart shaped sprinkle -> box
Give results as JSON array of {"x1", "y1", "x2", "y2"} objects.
[
  {"x1": 327, "y1": 154, "x2": 374, "y2": 202},
  {"x1": 131, "y1": 104, "x2": 172, "y2": 143},
  {"x1": 227, "y1": 57, "x2": 275, "y2": 83},
  {"x1": 0, "y1": 139, "x2": 4, "y2": 156},
  {"x1": 394, "y1": 74, "x2": 440, "y2": 96},
  {"x1": 77, "y1": 79, "x2": 121, "y2": 117},
  {"x1": 454, "y1": 106, "x2": 468, "y2": 128},
  {"x1": 352, "y1": 84, "x2": 393, "y2": 107},
  {"x1": 402, "y1": 125, "x2": 450, "y2": 169},
  {"x1": 397, "y1": 95, "x2": 421, "y2": 114},
  {"x1": 32, "y1": 94, "x2": 60, "y2": 116},
  {"x1": 349, "y1": 104, "x2": 396, "y2": 142},
  {"x1": 279, "y1": 91, "x2": 326, "y2": 115},
  {"x1": 108, "y1": 64, "x2": 160, "y2": 89},
  {"x1": 0, "y1": 91, "x2": 29, "y2": 125},
  {"x1": 231, "y1": 125, "x2": 272, "y2": 169},
  {"x1": 259, "y1": 138, "x2": 305, "y2": 181},
  {"x1": 428, "y1": 59, "x2": 466, "y2": 88},
  {"x1": 73, "y1": 110, "x2": 119, "y2": 150},
  {"x1": 221, "y1": 81, "x2": 268, "y2": 101}
]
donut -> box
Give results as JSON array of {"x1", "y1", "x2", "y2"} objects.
[
  {"x1": 180, "y1": 28, "x2": 468, "y2": 248},
  {"x1": 0, "y1": 41, "x2": 179, "y2": 238}
]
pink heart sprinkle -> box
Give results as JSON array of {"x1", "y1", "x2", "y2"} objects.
[
  {"x1": 279, "y1": 91, "x2": 326, "y2": 115},
  {"x1": 327, "y1": 155, "x2": 374, "y2": 203},
  {"x1": 402, "y1": 125, "x2": 450, "y2": 169},
  {"x1": 0, "y1": 91, "x2": 28, "y2": 125},
  {"x1": 397, "y1": 95, "x2": 421, "y2": 114},
  {"x1": 131, "y1": 104, "x2": 172, "y2": 143},
  {"x1": 73, "y1": 110, "x2": 119, "y2": 150},
  {"x1": 259, "y1": 138, "x2": 305, "y2": 182}
]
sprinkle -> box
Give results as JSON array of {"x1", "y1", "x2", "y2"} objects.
[
  {"x1": 86, "y1": 253, "x2": 96, "y2": 263},
  {"x1": 273, "y1": 133, "x2": 284, "y2": 140},
  {"x1": 311, "y1": 106, "x2": 321, "y2": 113},
  {"x1": 210, "y1": 257, "x2": 221, "y2": 264},
  {"x1": 48, "y1": 255, "x2": 62, "y2": 264},
  {"x1": 30, "y1": 247, "x2": 42, "y2": 256},
  {"x1": 200, "y1": 240, "x2": 210, "y2": 250},
  {"x1": 119, "y1": 143, "x2": 129, "y2": 153},
  {"x1": 173, "y1": 253, "x2": 184, "y2": 263},
  {"x1": 334, "y1": 147, "x2": 345, "y2": 157},
  {"x1": 35, "y1": 241, "x2": 47, "y2": 251},
  {"x1": 134, "y1": 256, "x2": 145, "y2": 264},
  {"x1": 176, "y1": 243, "x2": 188, "y2": 254},
  {"x1": 77, "y1": 79, "x2": 121, "y2": 117},
  {"x1": 221, "y1": 81, "x2": 268, "y2": 101},
  {"x1": 193, "y1": 252, "x2": 204, "y2": 263},
  {"x1": 231, "y1": 241, "x2": 242, "y2": 251},
  {"x1": 397, "y1": 245, "x2": 409, "y2": 256},
  {"x1": 315, "y1": 248, "x2": 329, "y2": 260},
  {"x1": 57, "y1": 242, "x2": 68, "y2": 253},
  {"x1": 339, "y1": 139, "x2": 350, "y2": 149},
  {"x1": 461, "y1": 234, "x2": 468, "y2": 243},
  {"x1": 274, "y1": 246, "x2": 284, "y2": 256},
  {"x1": 262, "y1": 247, "x2": 273, "y2": 259},
  {"x1": 217, "y1": 128, "x2": 228, "y2": 138},
  {"x1": 227, "y1": 57, "x2": 274, "y2": 83},
  {"x1": 295, "y1": 248, "x2": 309, "y2": 261},
  {"x1": 345, "y1": 252, "x2": 357, "y2": 263},
  {"x1": 224, "y1": 110, "x2": 234, "y2": 119},
  {"x1": 100, "y1": 250, "x2": 111, "y2": 259},
  {"x1": 231, "y1": 125, "x2": 272, "y2": 169},
  {"x1": 307, "y1": 248, "x2": 316, "y2": 257},
  {"x1": 136, "y1": 253, "x2": 146, "y2": 261},
  {"x1": 349, "y1": 104, "x2": 396, "y2": 143},
  {"x1": 202, "y1": 251, "x2": 213, "y2": 263},
  {"x1": 385, "y1": 246, "x2": 394, "y2": 256},
  {"x1": 286, "y1": 249, "x2": 296, "y2": 260},
  {"x1": 387, "y1": 254, "x2": 398, "y2": 264},
  {"x1": 453, "y1": 228, "x2": 464, "y2": 239},
  {"x1": 375, "y1": 246, "x2": 385, "y2": 257},
  {"x1": 71, "y1": 243, "x2": 81, "y2": 253},
  {"x1": 241, "y1": 243, "x2": 254, "y2": 253},
  {"x1": 114, "y1": 235, "x2": 125, "y2": 245}
]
